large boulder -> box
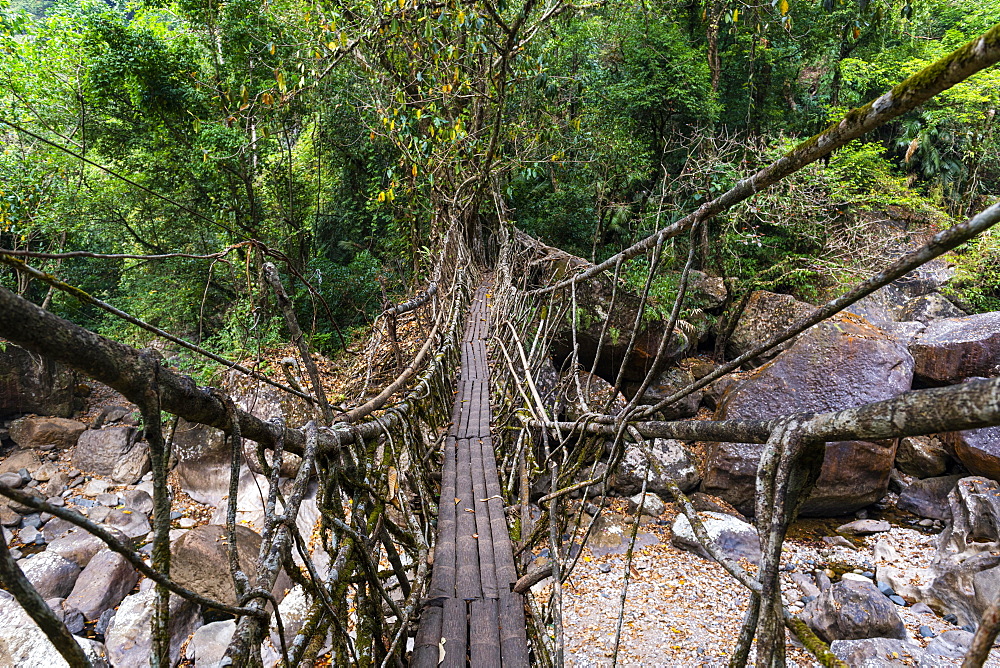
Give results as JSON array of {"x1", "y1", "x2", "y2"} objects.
[
  {"x1": 800, "y1": 579, "x2": 906, "y2": 642},
  {"x1": 829, "y1": 638, "x2": 930, "y2": 666},
  {"x1": 898, "y1": 292, "x2": 966, "y2": 323},
  {"x1": 48, "y1": 526, "x2": 132, "y2": 568},
  {"x1": 621, "y1": 366, "x2": 702, "y2": 420},
  {"x1": 171, "y1": 418, "x2": 229, "y2": 507},
  {"x1": 0, "y1": 598, "x2": 108, "y2": 667},
  {"x1": 20, "y1": 550, "x2": 81, "y2": 599},
  {"x1": 560, "y1": 370, "x2": 626, "y2": 422},
  {"x1": 104, "y1": 589, "x2": 201, "y2": 668},
  {"x1": 8, "y1": 417, "x2": 85, "y2": 451},
  {"x1": 610, "y1": 439, "x2": 700, "y2": 496},
  {"x1": 909, "y1": 312, "x2": 1000, "y2": 383},
  {"x1": 670, "y1": 511, "x2": 760, "y2": 566},
  {"x1": 895, "y1": 435, "x2": 950, "y2": 478},
  {"x1": 905, "y1": 477, "x2": 1000, "y2": 627},
  {"x1": 73, "y1": 426, "x2": 140, "y2": 476},
  {"x1": 897, "y1": 475, "x2": 963, "y2": 521},
  {"x1": 185, "y1": 620, "x2": 235, "y2": 667},
  {"x1": 703, "y1": 314, "x2": 914, "y2": 516},
  {"x1": 725, "y1": 291, "x2": 814, "y2": 365},
  {"x1": 943, "y1": 424, "x2": 1000, "y2": 482},
  {"x1": 0, "y1": 344, "x2": 78, "y2": 419},
  {"x1": 65, "y1": 548, "x2": 139, "y2": 620},
  {"x1": 170, "y1": 524, "x2": 289, "y2": 607}
]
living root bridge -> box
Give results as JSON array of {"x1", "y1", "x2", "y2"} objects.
[{"x1": 0, "y1": 283, "x2": 437, "y2": 455}]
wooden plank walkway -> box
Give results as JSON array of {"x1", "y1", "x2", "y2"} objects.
[{"x1": 412, "y1": 284, "x2": 530, "y2": 667}]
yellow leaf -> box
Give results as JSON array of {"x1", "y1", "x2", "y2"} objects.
[
  {"x1": 779, "y1": 0, "x2": 788, "y2": 14},
  {"x1": 733, "y1": 7, "x2": 739, "y2": 21},
  {"x1": 412, "y1": 164, "x2": 418, "y2": 177}
]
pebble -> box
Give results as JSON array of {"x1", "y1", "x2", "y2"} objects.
[
  {"x1": 918, "y1": 519, "x2": 934, "y2": 527},
  {"x1": 962, "y1": 624, "x2": 976, "y2": 633},
  {"x1": 46, "y1": 497, "x2": 64, "y2": 507},
  {"x1": 82, "y1": 479, "x2": 110, "y2": 496},
  {"x1": 597, "y1": 562, "x2": 611, "y2": 573},
  {"x1": 0, "y1": 472, "x2": 24, "y2": 489},
  {"x1": 889, "y1": 595, "x2": 906, "y2": 606},
  {"x1": 877, "y1": 582, "x2": 896, "y2": 597},
  {"x1": 96, "y1": 493, "x2": 119, "y2": 507},
  {"x1": 21, "y1": 513, "x2": 42, "y2": 529},
  {"x1": 177, "y1": 517, "x2": 197, "y2": 529},
  {"x1": 18, "y1": 525, "x2": 43, "y2": 544},
  {"x1": 945, "y1": 613, "x2": 959, "y2": 625},
  {"x1": 911, "y1": 602, "x2": 934, "y2": 615},
  {"x1": 169, "y1": 511, "x2": 182, "y2": 521},
  {"x1": 919, "y1": 625, "x2": 936, "y2": 638},
  {"x1": 841, "y1": 572, "x2": 873, "y2": 584}
]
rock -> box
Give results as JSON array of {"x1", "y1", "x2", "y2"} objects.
[
  {"x1": 171, "y1": 524, "x2": 289, "y2": 607},
  {"x1": 627, "y1": 492, "x2": 665, "y2": 517},
  {"x1": 589, "y1": 514, "x2": 628, "y2": 549},
  {"x1": 944, "y1": 424, "x2": 1000, "y2": 482},
  {"x1": 18, "y1": 525, "x2": 43, "y2": 545},
  {"x1": 0, "y1": 343, "x2": 79, "y2": 419},
  {"x1": 186, "y1": 620, "x2": 235, "y2": 667},
  {"x1": 823, "y1": 535, "x2": 857, "y2": 550},
  {"x1": 924, "y1": 629, "x2": 974, "y2": 659},
  {"x1": 670, "y1": 511, "x2": 761, "y2": 566},
  {"x1": 0, "y1": 598, "x2": 108, "y2": 666},
  {"x1": 208, "y1": 470, "x2": 320, "y2": 552},
  {"x1": 836, "y1": 519, "x2": 891, "y2": 535},
  {"x1": 226, "y1": 369, "x2": 315, "y2": 426},
  {"x1": 20, "y1": 550, "x2": 81, "y2": 599},
  {"x1": 73, "y1": 426, "x2": 139, "y2": 476},
  {"x1": 939, "y1": 477, "x2": 1000, "y2": 557},
  {"x1": 8, "y1": 417, "x2": 86, "y2": 451},
  {"x1": 687, "y1": 271, "x2": 727, "y2": 310},
  {"x1": 704, "y1": 314, "x2": 914, "y2": 516},
  {"x1": 112, "y1": 441, "x2": 151, "y2": 485},
  {"x1": 60, "y1": 603, "x2": 85, "y2": 635},
  {"x1": 0, "y1": 504, "x2": 19, "y2": 526},
  {"x1": 6, "y1": 487, "x2": 44, "y2": 515},
  {"x1": 560, "y1": 370, "x2": 626, "y2": 423},
  {"x1": 121, "y1": 489, "x2": 154, "y2": 515},
  {"x1": 829, "y1": 638, "x2": 930, "y2": 666},
  {"x1": 687, "y1": 492, "x2": 748, "y2": 522},
  {"x1": 97, "y1": 493, "x2": 119, "y2": 507},
  {"x1": 104, "y1": 589, "x2": 201, "y2": 668},
  {"x1": 791, "y1": 572, "x2": 821, "y2": 598},
  {"x1": 101, "y1": 508, "x2": 151, "y2": 540},
  {"x1": 898, "y1": 292, "x2": 966, "y2": 324},
  {"x1": 0, "y1": 450, "x2": 40, "y2": 477},
  {"x1": 0, "y1": 472, "x2": 23, "y2": 489},
  {"x1": 896, "y1": 435, "x2": 950, "y2": 478},
  {"x1": 82, "y1": 478, "x2": 110, "y2": 496},
  {"x1": 92, "y1": 405, "x2": 132, "y2": 429},
  {"x1": 65, "y1": 548, "x2": 139, "y2": 620},
  {"x1": 910, "y1": 312, "x2": 1000, "y2": 383},
  {"x1": 610, "y1": 439, "x2": 700, "y2": 496},
  {"x1": 29, "y1": 462, "x2": 57, "y2": 483},
  {"x1": 41, "y1": 517, "x2": 76, "y2": 542},
  {"x1": 171, "y1": 418, "x2": 230, "y2": 507},
  {"x1": 622, "y1": 366, "x2": 702, "y2": 420},
  {"x1": 49, "y1": 526, "x2": 132, "y2": 568},
  {"x1": 726, "y1": 291, "x2": 815, "y2": 365},
  {"x1": 269, "y1": 585, "x2": 312, "y2": 653},
  {"x1": 801, "y1": 579, "x2": 906, "y2": 642},
  {"x1": 897, "y1": 474, "x2": 963, "y2": 520}
]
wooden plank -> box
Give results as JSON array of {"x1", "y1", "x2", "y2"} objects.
[
  {"x1": 469, "y1": 598, "x2": 502, "y2": 668},
  {"x1": 498, "y1": 592, "x2": 530, "y2": 667},
  {"x1": 441, "y1": 598, "x2": 467, "y2": 668},
  {"x1": 430, "y1": 435, "x2": 458, "y2": 598},
  {"x1": 411, "y1": 604, "x2": 443, "y2": 668},
  {"x1": 455, "y1": 438, "x2": 482, "y2": 600},
  {"x1": 471, "y1": 435, "x2": 498, "y2": 599}
]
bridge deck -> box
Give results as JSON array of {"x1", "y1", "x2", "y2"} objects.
[{"x1": 412, "y1": 285, "x2": 530, "y2": 667}]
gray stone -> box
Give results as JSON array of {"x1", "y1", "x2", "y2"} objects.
[
  {"x1": 171, "y1": 418, "x2": 230, "y2": 507},
  {"x1": 92, "y1": 405, "x2": 132, "y2": 429},
  {"x1": 896, "y1": 435, "x2": 950, "y2": 478},
  {"x1": 671, "y1": 511, "x2": 761, "y2": 566},
  {"x1": 924, "y1": 629, "x2": 974, "y2": 659},
  {"x1": 112, "y1": 441, "x2": 151, "y2": 485},
  {"x1": 823, "y1": 535, "x2": 857, "y2": 550},
  {"x1": 0, "y1": 450, "x2": 41, "y2": 477},
  {"x1": 29, "y1": 463, "x2": 57, "y2": 483},
  {"x1": 791, "y1": 572, "x2": 821, "y2": 598},
  {"x1": 898, "y1": 292, "x2": 966, "y2": 324},
  {"x1": 171, "y1": 524, "x2": 290, "y2": 607},
  {"x1": 186, "y1": 620, "x2": 235, "y2": 667},
  {"x1": 610, "y1": 439, "x2": 700, "y2": 496},
  {"x1": 836, "y1": 519, "x2": 891, "y2": 535},
  {"x1": 623, "y1": 366, "x2": 702, "y2": 420},
  {"x1": 96, "y1": 493, "x2": 119, "y2": 507},
  {"x1": 726, "y1": 290, "x2": 814, "y2": 365},
  {"x1": 102, "y1": 507, "x2": 151, "y2": 540},
  {"x1": 105, "y1": 589, "x2": 201, "y2": 668},
  {"x1": 268, "y1": 585, "x2": 312, "y2": 654},
  {"x1": 801, "y1": 579, "x2": 906, "y2": 642},
  {"x1": 121, "y1": 489, "x2": 154, "y2": 515},
  {"x1": 829, "y1": 638, "x2": 930, "y2": 666},
  {"x1": 897, "y1": 475, "x2": 963, "y2": 520},
  {"x1": 0, "y1": 598, "x2": 108, "y2": 666},
  {"x1": 945, "y1": 424, "x2": 1000, "y2": 483},
  {"x1": 0, "y1": 343, "x2": 79, "y2": 419},
  {"x1": 18, "y1": 525, "x2": 43, "y2": 545},
  {"x1": 61, "y1": 604, "x2": 85, "y2": 635},
  {"x1": 8, "y1": 417, "x2": 85, "y2": 451},
  {"x1": 82, "y1": 478, "x2": 110, "y2": 496},
  {"x1": 0, "y1": 472, "x2": 23, "y2": 489},
  {"x1": 6, "y1": 487, "x2": 44, "y2": 515},
  {"x1": 910, "y1": 312, "x2": 1000, "y2": 383},
  {"x1": 705, "y1": 314, "x2": 913, "y2": 517},
  {"x1": 0, "y1": 504, "x2": 19, "y2": 526},
  {"x1": 65, "y1": 548, "x2": 139, "y2": 620},
  {"x1": 73, "y1": 426, "x2": 138, "y2": 476},
  {"x1": 41, "y1": 517, "x2": 76, "y2": 542},
  {"x1": 20, "y1": 550, "x2": 81, "y2": 599},
  {"x1": 49, "y1": 526, "x2": 132, "y2": 568},
  {"x1": 627, "y1": 492, "x2": 665, "y2": 517}
]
